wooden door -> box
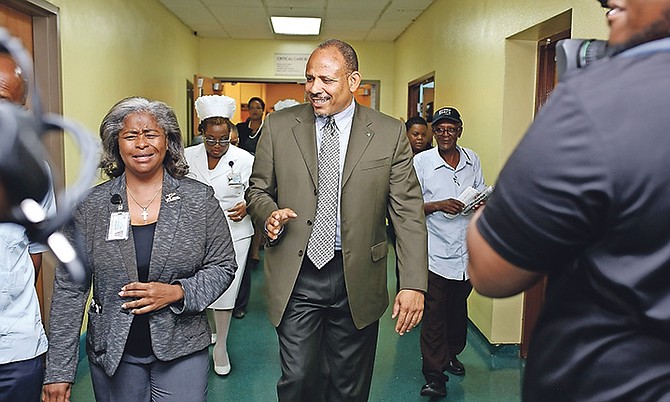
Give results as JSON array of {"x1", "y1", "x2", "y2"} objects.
[{"x1": 520, "y1": 29, "x2": 570, "y2": 358}]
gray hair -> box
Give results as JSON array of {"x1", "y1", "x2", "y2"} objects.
[{"x1": 99, "y1": 96, "x2": 188, "y2": 178}]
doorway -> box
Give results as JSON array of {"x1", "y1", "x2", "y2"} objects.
[
  {"x1": 519, "y1": 28, "x2": 571, "y2": 358},
  {"x1": 189, "y1": 77, "x2": 380, "y2": 145},
  {"x1": 407, "y1": 73, "x2": 434, "y2": 121}
]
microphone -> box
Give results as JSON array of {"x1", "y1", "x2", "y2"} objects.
[
  {"x1": 111, "y1": 194, "x2": 123, "y2": 205},
  {"x1": 228, "y1": 161, "x2": 234, "y2": 168}
]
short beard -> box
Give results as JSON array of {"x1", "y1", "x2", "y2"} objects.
[{"x1": 610, "y1": 8, "x2": 670, "y2": 55}]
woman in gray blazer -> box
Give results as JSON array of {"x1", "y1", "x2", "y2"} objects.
[{"x1": 42, "y1": 97, "x2": 237, "y2": 402}]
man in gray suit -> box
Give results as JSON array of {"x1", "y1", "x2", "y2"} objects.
[{"x1": 246, "y1": 39, "x2": 428, "y2": 401}]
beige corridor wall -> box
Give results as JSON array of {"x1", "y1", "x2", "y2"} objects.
[
  {"x1": 49, "y1": 0, "x2": 198, "y2": 184},
  {"x1": 197, "y1": 39, "x2": 395, "y2": 116},
  {"x1": 393, "y1": 0, "x2": 609, "y2": 343}
]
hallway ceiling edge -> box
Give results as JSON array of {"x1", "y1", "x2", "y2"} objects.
[{"x1": 158, "y1": 0, "x2": 436, "y2": 41}]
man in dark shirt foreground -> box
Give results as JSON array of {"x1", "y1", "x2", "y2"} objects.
[{"x1": 467, "y1": 0, "x2": 670, "y2": 401}]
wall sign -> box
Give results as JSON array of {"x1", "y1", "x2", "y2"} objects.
[{"x1": 275, "y1": 53, "x2": 309, "y2": 77}]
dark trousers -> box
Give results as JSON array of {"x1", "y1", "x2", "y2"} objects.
[
  {"x1": 89, "y1": 349, "x2": 209, "y2": 402},
  {"x1": 276, "y1": 252, "x2": 379, "y2": 402},
  {"x1": 0, "y1": 354, "x2": 44, "y2": 402},
  {"x1": 420, "y1": 272, "x2": 472, "y2": 380}
]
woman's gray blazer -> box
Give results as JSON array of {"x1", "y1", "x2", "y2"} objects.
[{"x1": 44, "y1": 172, "x2": 237, "y2": 383}]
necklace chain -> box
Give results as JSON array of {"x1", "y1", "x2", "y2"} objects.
[{"x1": 127, "y1": 187, "x2": 162, "y2": 223}]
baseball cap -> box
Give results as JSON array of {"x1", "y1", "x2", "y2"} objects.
[{"x1": 432, "y1": 107, "x2": 462, "y2": 125}]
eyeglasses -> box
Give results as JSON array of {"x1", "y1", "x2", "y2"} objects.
[
  {"x1": 433, "y1": 126, "x2": 462, "y2": 136},
  {"x1": 205, "y1": 138, "x2": 231, "y2": 146}
]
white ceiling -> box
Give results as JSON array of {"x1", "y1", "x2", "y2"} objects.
[{"x1": 158, "y1": 0, "x2": 436, "y2": 41}]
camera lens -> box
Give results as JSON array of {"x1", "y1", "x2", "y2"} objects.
[{"x1": 578, "y1": 40, "x2": 609, "y2": 68}]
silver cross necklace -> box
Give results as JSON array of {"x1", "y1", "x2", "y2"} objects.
[{"x1": 127, "y1": 187, "x2": 162, "y2": 223}]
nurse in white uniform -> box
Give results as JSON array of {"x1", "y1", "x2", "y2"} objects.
[{"x1": 185, "y1": 95, "x2": 254, "y2": 375}]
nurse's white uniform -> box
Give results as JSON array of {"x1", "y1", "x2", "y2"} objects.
[{"x1": 185, "y1": 143, "x2": 254, "y2": 309}]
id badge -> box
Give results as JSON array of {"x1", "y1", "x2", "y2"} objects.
[
  {"x1": 228, "y1": 172, "x2": 243, "y2": 186},
  {"x1": 107, "y1": 212, "x2": 130, "y2": 241}
]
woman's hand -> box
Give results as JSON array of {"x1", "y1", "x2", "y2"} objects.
[
  {"x1": 226, "y1": 201, "x2": 247, "y2": 222},
  {"x1": 119, "y1": 282, "x2": 184, "y2": 314},
  {"x1": 42, "y1": 382, "x2": 72, "y2": 402}
]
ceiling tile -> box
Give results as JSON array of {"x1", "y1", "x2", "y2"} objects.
[
  {"x1": 322, "y1": 26, "x2": 371, "y2": 35},
  {"x1": 378, "y1": 7, "x2": 423, "y2": 23},
  {"x1": 267, "y1": 7, "x2": 324, "y2": 17},
  {"x1": 209, "y1": 7, "x2": 269, "y2": 23},
  {"x1": 265, "y1": 0, "x2": 325, "y2": 7},
  {"x1": 201, "y1": 0, "x2": 263, "y2": 6},
  {"x1": 327, "y1": 0, "x2": 389, "y2": 10}
]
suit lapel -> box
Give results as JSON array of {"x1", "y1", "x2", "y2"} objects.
[
  {"x1": 292, "y1": 105, "x2": 318, "y2": 188},
  {"x1": 149, "y1": 173, "x2": 181, "y2": 281},
  {"x1": 109, "y1": 176, "x2": 138, "y2": 282},
  {"x1": 342, "y1": 104, "x2": 374, "y2": 188}
]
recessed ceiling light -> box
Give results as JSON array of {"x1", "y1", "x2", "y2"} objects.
[{"x1": 271, "y1": 16, "x2": 321, "y2": 35}]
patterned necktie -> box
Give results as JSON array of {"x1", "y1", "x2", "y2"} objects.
[{"x1": 307, "y1": 116, "x2": 340, "y2": 269}]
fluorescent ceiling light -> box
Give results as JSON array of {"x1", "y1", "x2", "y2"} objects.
[{"x1": 271, "y1": 16, "x2": 321, "y2": 35}]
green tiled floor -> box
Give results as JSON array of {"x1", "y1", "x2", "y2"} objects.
[{"x1": 70, "y1": 249, "x2": 523, "y2": 401}]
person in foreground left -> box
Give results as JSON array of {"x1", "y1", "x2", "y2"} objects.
[{"x1": 42, "y1": 96, "x2": 237, "y2": 402}]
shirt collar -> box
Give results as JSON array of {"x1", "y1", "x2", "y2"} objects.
[
  {"x1": 616, "y1": 37, "x2": 670, "y2": 59},
  {"x1": 316, "y1": 99, "x2": 356, "y2": 130},
  {"x1": 429, "y1": 146, "x2": 472, "y2": 171}
]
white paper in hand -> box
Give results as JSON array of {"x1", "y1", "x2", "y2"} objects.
[{"x1": 443, "y1": 186, "x2": 480, "y2": 219}]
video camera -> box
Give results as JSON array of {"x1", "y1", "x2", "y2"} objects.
[
  {"x1": 555, "y1": 0, "x2": 610, "y2": 81},
  {"x1": 0, "y1": 28, "x2": 99, "y2": 281}
]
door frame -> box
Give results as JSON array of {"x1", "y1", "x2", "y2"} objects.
[
  {"x1": 407, "y1": 72, "x2": 434, "y2": 121},
  {"x1": 520, "y1": 28, "x2": 571, "y2": 358}
]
